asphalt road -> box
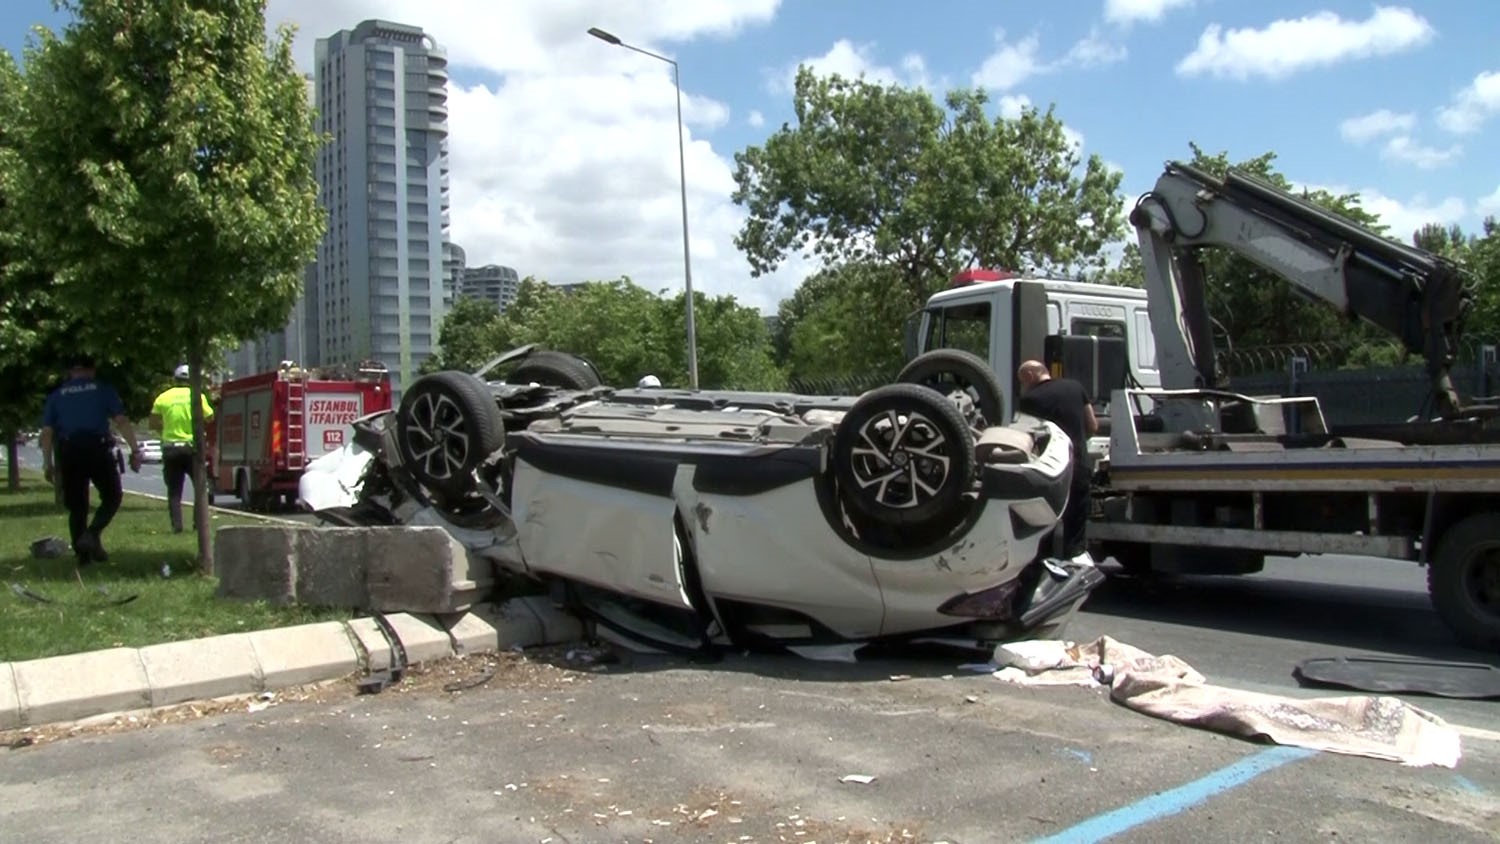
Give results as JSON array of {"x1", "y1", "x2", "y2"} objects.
[
  {"x1": 7, "y1": 442, "x2": 316, "y2": 524},
  {"x1": 0, "y1": 638, "x2": 1494, "y2": 843},
  {"x1": 3, "y1": 441, "x2": 1497, "y2": 840}
]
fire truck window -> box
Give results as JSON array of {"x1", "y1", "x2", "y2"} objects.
[
  {"x1": 924, "y1": 302, "x2": 992, "y2": 359},
  {"x1": 1070, "y1": 318, "x2": 1126, "y2": 339}
]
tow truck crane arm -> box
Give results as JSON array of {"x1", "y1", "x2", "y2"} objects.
[{"x1": 1129, "y1": 160, "x2": 1474, "y2": 420}]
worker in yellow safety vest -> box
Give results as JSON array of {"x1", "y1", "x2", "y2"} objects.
[{"x1": 149, "y1": 364, "x2": 215, "y2": 533}]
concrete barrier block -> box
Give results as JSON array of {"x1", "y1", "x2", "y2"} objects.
[
  {"x1": 13, "y1": 648, "x2": 151, "y2": 727},
  {"x1": 246, "y1": 621, "x2": 359, "y2": 689},
  {"x1": 139, "y1": 632, "x2": 263, "y2": 708},
  {"x1": 513, "y1": 595, "x2": 585, "y2": 644},
  {"x1": 346, "y1": 617, "x2": 393, "y2": 673},
  {"x1": 0, "y1": 664, "x2": 18, "y2": 731},
  {"x1": 382, "y1": 613, "x2": 455, "y2": 664},
  {"x1": 293, "y1": 528, "x2": 371, "y2": 608},
  {"x1": 366, "y1": 527, "x2": 495, "y2": 615},
  {"x1": 215, "y1": 526, "x2": 297, "y2": 605}
]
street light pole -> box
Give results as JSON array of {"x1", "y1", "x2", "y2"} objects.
[{"x1": 588, "y1": 27, "x2": 699, "y2": 390}]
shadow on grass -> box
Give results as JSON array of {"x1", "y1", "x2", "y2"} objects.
[
  {"x1": 0, "y1": 500, "x2": 72, "y2": 520},
  {"x1": 6, "y1": 548, "x2": 207, "y2": 584}
]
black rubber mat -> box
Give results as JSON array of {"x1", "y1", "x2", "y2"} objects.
[{"x1": 1293, "y1": 655, "x2": 1500, "y2": 700}]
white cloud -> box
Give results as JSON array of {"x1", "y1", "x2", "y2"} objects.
[
  {"x1": 1063, "y1": 28, "x2": 1128, "y2": 67},
  {"x1": 1339, "y1": 108, "x2": 1414, "y2": 144},
  {"x1": 1478, "y1": 185, "x2": 1500, "y2": 217},
  {"x1": 971, "y1": 30, "x2": 1045, "y2": 91},
  {"x1": 971, "y1": 28, "x2": 1125, "y2": 92},
  {"x1": 771, "y1": 38, "x2": 935, "y2": 92},
  {"x1": 1104, "y1": 0, "x2": 1194, "y2": 26},
  {"x1": 265, "y1": 0, "x2": 811, "y2": 314},
  {"x1": 1436, "y1": 70, "x2": 1500, "y2": 134},
  {"x1": 1062, "y1": 125, "x2": 1086, "y2": 154},
  {"x1": 747, "y1": 109, "x2": 765, "y2": 128},
  {"x1": 1297, "y1": 182, "x2": 1468, "y2": 242},
  {"x1": 1379, "y1": 136, "x2": 1461, "y2": 169},
  {"x1": 997, "y1": 94, "x2": 1032, "y2": 119},
  {"x1": 1176, "y1": 6, "x2": 1435, "y2": 81}
]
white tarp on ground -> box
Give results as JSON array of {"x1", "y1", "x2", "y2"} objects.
[{"x1": 979, "y1": 636, "x2": 1462, "y2": 768}]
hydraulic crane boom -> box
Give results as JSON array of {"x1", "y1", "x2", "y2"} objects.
[{"x1": 1129, "y1": 160, "x2": 1474, "y2": 422}]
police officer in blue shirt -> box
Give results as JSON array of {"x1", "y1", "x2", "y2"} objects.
[{"x1": 39, "y1": 354, "x2": 143, "y2": 565}]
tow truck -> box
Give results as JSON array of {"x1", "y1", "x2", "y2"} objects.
[
  {"x1": 912, "y1": 161, "x2": 1499, "y2": 650},
  {"x1": 1083, "y1": 161, "x2": 1497, "y2": 650}
]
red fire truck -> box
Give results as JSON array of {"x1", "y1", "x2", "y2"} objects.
[{"x1": 210, "y1": 361, "x2": 392, "y2": 511}]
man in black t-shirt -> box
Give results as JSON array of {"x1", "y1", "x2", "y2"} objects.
[{"x1": 1016, "y1": 360, "x2": 1098, "y2": 561}]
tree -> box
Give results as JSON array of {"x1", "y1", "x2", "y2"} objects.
[
  {"x1": 421, "y1": 296, "x2": 503, "y2": 375},
  {"x1": 1458, "y1": 218, "x2": 1500, "y2": 343},
  {"x1": 1096, "y1": 243, "x2": 1144, "y2": 288},
  {"x1": 776, "y1": 261, "x2": 918, "y2": 383},
  {"x1": 732, "y1": 67, "x2": 1125, "y2": 305},
  {"x1": 493, "y1": 277, "x2": 783, "y2": 391},
  {"x1": 10, "y1": 0, "x2": 324, "y2": 571}
]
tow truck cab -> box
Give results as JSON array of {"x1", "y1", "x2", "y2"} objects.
[{"x1": 908, "y1": 269, "x2": 1161, "y2": 433}]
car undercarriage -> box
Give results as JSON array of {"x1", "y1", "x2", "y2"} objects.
[{"x1": 300, "y1": 347, "x2": 1104, "y2": 657}]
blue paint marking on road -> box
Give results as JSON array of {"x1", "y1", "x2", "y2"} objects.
[
  {"x1": 1453, "y1": 775, "x2": 1484, "y2": 795},
  {"x1": 1031, "y1": 745, "x2": 1317, "y2": 844},
  {"x1": 1060, "y1": 748, "x2": 1094, "y2": 766}
]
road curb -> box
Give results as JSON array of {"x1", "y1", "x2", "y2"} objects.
[{"x1": 0, "y1": 598, "x2": 584, "y2": 732}]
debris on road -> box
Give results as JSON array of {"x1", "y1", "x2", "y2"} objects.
[
  {"x1": 976, "y1": 635, "x2": 1464, "y2": 768},
  {"x1": 840, "y1": 774, "x2": 877, "y2": 784}
]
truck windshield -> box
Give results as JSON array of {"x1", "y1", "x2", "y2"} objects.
[{"x1": 922, "y1": 301, "x2": 991, "y2": 359}]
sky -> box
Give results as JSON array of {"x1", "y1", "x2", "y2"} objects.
[{"x1": 2, "y1": 1, "x2": 1497, "y2": 315}]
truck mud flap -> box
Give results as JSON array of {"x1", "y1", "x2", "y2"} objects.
[{"x1": 1293, "y1": 655, "x2": 1500, "y2": 700}]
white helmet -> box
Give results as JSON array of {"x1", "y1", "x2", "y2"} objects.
[
  {"x1": 173, "y1": 364, "x2": 190, "y2": 381},
  {"x1": 637, "y1": 375, "x2": 662, "y2": 388}
]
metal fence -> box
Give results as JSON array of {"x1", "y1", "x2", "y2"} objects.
[
  {"x1": 1220, "y1": 339, "x2": 1500, "y2": 426},
  {"x1": 786, "y1": 372, "x2": 897, "y2": 397}
]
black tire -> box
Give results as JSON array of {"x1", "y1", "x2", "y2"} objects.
[
  {"x1": 510, "y1": 350, "x2": 602, "y2": 390},
  {"x1": 897, "y1": 348, "x2": 1006, "y2": 430},
  {"x1": 396, "y1": 370, "x2": 506, "y2": 500},
  {"x1": 1428, "y1": 513, "x2": 1500, "y2": 650},
  {"x1": 832, "y1": 383, "x2": 977, "y2": 528}
]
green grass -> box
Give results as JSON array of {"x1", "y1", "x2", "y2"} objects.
[{"x1": 0, "y1": 473, "x2": 349, "y2": 663}]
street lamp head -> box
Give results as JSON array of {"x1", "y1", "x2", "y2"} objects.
[{"x1": 587, "y1": 27, "x2": 622, "y2": 45}]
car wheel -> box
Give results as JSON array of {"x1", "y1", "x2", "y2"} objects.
[
  {"x1": 896, "y1": 348, "x2": 1006, "y2": 430},
  {"x1": 510, "y1": 350, "x2": 603, "y2": 390},
  {"x1": 832, "y1": 383, "x2": 978, "y2": 528},
  {"x1": 396, "y1": 371, "x2": 506, "y2": 499}
]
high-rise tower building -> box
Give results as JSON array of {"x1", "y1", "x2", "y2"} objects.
[
  {"x1": 313, "y1": 19, "x2": 451, "y2": 395},
  {"x1": 460, "y1": 264, "x2": 522, "y2": 312}
]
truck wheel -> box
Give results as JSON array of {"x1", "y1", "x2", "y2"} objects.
[
  {"x1": 397, "y1": 371, "x2": 506, "y2": 500},
  {"x1": 1428, "y1": 513, "x2": 1500, "y2": 650},
  {"x1": 896, "y1": 348, "x2": 1006, "y2": 430},
  {"x1": 510, "y1": 350, "x2": 602, "y2": 390},
  {"x1": 833, "y1": 383, "x2": 977, "y2": 529}
]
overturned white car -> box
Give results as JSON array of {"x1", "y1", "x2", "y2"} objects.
[{"x1": 300, "y1": 345, "x2": 1102, "y2": 655}]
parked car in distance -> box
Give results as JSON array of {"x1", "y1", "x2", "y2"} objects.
[{"x1": 138, "y1": 439, "x2": 162, "y2": 463}]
